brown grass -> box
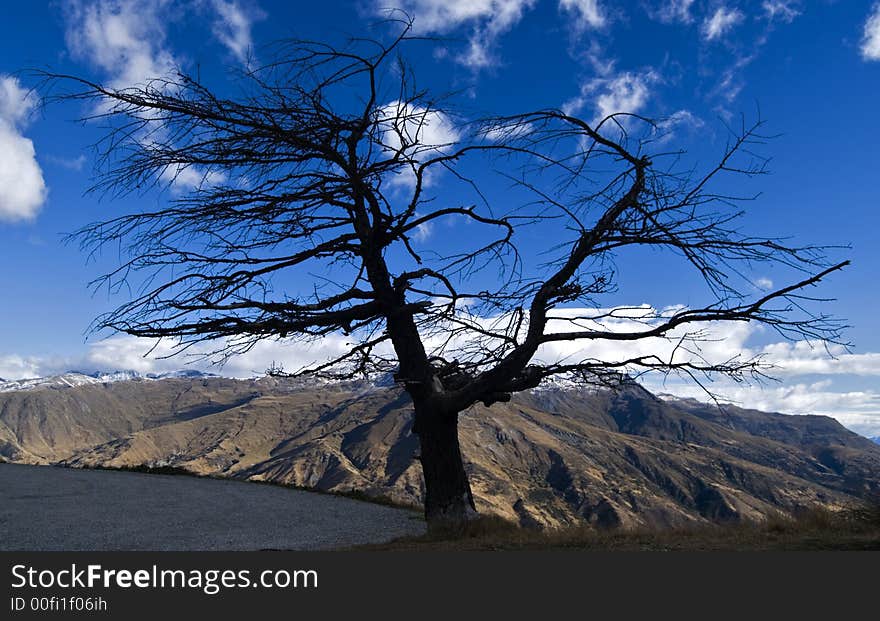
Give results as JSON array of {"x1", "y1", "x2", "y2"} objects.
[{"x1": 356, "y1": 506, "x2": 880, "y2": 551}]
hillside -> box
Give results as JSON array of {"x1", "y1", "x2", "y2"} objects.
[{"x1": 1, "y1": 375, "x2": 879, "y2": 528}]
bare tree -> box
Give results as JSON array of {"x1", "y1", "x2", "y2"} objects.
[{"x1": 41, "y1": 20, "x2": 848, "y2": 528}]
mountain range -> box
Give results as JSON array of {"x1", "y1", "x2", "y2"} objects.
[
  {"x1": 0, "y1": 369, "x2": 216, "y2": 393},
  {"x1": 1, "y1": 372, "x2": 878, "y2": 528}
]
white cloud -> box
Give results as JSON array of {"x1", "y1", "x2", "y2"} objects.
[
  {"x1": 760, "y1": 341, "x2": 880, "y2": 377},
  {"x1": 651, "y1": 109, "x2": 703, "y2": 143},
  {"x1": 0, "y1": 77, "x2": 38, "y2": 126},
  {"x1": 754, "y1": 277, "x2": 773, "y2": 290},
  {"x1": 558, "y1": 0, "x2": 606, "y2": 29},
  {"x1": 862, "y1": 3, "x2": 880, "y2": 61},
  {"x1": 536, "y1": 308, "x2": 880, "y2": 381},
  {"x1": 1, "y1": 333, "x2": 362, "y2": 381},
  {"x1": 64, "y1": 0, "x2": 265, "y2": 77},
  {"x1": 528, "y1": 305, "x2": 757, "y2": 371},
  {"x1": 207, "y1": 0, "x2": 263, "y2": 64},
  {"x1": 382, "y1": 0, "x2": 537, "y2": 68},
  {"x1": 762, "y1": 1, "x2": 800, "y2": 23},
  {"x1": 63, "y1": 1, "x2": 241, "y2": 194},
  {"x1": 0, "y1": 354, "x2": 43, "y2": 381},
  {"x1": 5, "y1": 303, "x2": 880, "y2": 434},
  {"x1": 80, "y1": 335, "x2": 312, "y2": 377},
  {"x1": 709, "y1": 52, "x2": 755, "y2": 103},
  {"x1": 377, "y1": 101, "x2": 460, "y2": 153},
  {"x1": 81, "y1": 328, "x2": 877, "y2": 436},
  {"x1": 159, "y1": 163, "x2": 228, "y2": 193},
  {"x1": 63, "y1": 0, "x2": 178, "y2": 89},
  {"x1": 81, "y1": 334, "x2": 357, "y2": 378},
  {"x1": 411, "y1": 213, "x2": 434, "y2": 242},
  {"x1": 0, "y1": 76, "x2": 47, "y2": 222},
  {"x1": 563, "y1": 69, "x2": 661, "y2": 126},
  {"x1": 432, "y1": 304, "x2": 880, "y2": 390},
  {"x1": 480, "y1": 119, "x2": 535, "y2": 142},
  {"x1": 648, "y1": 0, "x2": 696, "y2": 24},
  {"x1": 45, "y1": 154, "x2": 87, "y2": 171},
  {"x1": 375, "y1": 100, "x2": 460, "y2": 189},
  {"x1": 651, "y1": 378, "x2": 880, "y2": 437},
  {"x1": 390, "y1": 0, "x2": 535, "y2": 34},
  {"x1": 702, "y1": 6, "x2": 745, "y2": 41}
]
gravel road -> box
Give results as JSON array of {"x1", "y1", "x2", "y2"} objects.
[{"x1": 0, "y1": 463, "x2": 424, "y2": 550}]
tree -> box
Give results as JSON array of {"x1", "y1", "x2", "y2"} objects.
[{"x1": 42, "y1": 19, "x2": 848, "y2": 528}]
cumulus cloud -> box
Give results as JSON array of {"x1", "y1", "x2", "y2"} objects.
[
  {"x1": 527, "y1": 304, "x2": 756, "y2": 371},
  {"x1": 702, "y1": 6, "x2": 745, "y2": 41},
  {"x1": 563, "y1": 69, "x2": 661, "y2": 126},
  {"x1": 80, "y1": 334, "x2": 358, "y2": 378},
  {"x1": 207, "y1": 0, "x2": 264, "y2": 64},
  {"x1": 1, "y1": 333, "x2": 363, "y2": 381},
  {"x1": 649, "y1": 377, "x2": 880, "y2": 437},
  {"x1": 158, "y1": 163, "x2": 228, "y2": 193},
  {"x1": 87, "y1": 335, "x2": 370, "y2": 378},
  {"x1": 0, "y1": 77, "x2": 38, "y2": 126},
  {"x1": 862, "y1": 3, "x2": 880, "y2": 61},
  {"x1": 0, "y1": 354, "x2": 44, "y2": 381},
  {"x1": 380, "y1": 0, "x2": 537, "y2": 68},
  {"x1": 375, "y1": 100, "x2": 460, "y2": 189},
  {"x1": 759, "y1": 341, "x2": 880, "y2": 377},
  {"x1": 0, "y1": 76, "x2": 47, "y2": 222},
  {"x1": 5, "y1": 303, "x2": 880, "y2": 434},
  {"x1": 377, "y1": 101, "x2": 460, "y2": 153},
  {"x1": 425, "y1": 304, "x2": 880, "y2": 394}
]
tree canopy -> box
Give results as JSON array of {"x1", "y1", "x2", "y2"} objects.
[{"x1": 42, "y1": 18, "x2": 849, "y2": 525}]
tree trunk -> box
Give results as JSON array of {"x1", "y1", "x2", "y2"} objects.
[{"x1": 413, "y1": 404, "x2": 477, "y2": 530}]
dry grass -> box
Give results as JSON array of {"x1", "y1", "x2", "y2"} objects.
[{"x1": 356, "y1": 506, "x2": 880, "y2": 551}]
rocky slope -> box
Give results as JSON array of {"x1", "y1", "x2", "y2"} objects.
[{"x1": 1, "y1": 375, "x2": 878, "y2": 528}]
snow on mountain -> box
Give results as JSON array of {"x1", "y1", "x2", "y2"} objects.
[
  {"x1": 0, "y1": 370, "x2": 218, "y2": 393},
  {"x1": 656, "y1": 393, "x2": 703, "y2": 404},
  {"x1": 0, "y1": 373, "x2": 104, "y2": 393},
  {"x1": 92, "y1": 370, "x2": 144, "y2": 383}
]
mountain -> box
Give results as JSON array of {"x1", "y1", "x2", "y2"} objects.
[
  {"x1": 0, "y1": 370, "x2": 217, "y2": 393},
  {"x1": 1, "y1": 375, "x2": 878, "y2": 529},
  {"x1": 0, "y1": 372, "x2": 106, "y2": 393},
  {"x1": 872, "y1": 437, "x2": 880, "y2": 445}
]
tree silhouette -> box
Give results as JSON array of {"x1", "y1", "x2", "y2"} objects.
[{"x1": 42, "y1": 19, "x2": 848, "y2": 527}]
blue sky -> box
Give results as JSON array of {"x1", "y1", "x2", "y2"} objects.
[{"x1": 1, "y1": 0, "x2": 879, "y2": 435}]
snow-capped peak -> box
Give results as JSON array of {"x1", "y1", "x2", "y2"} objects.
[
  {"x1": 0, "y1": 372, "x2": 104, "y2": 393},
  {"x1": 0, "y1": 369, "x2": 218, "y2": 393}
]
